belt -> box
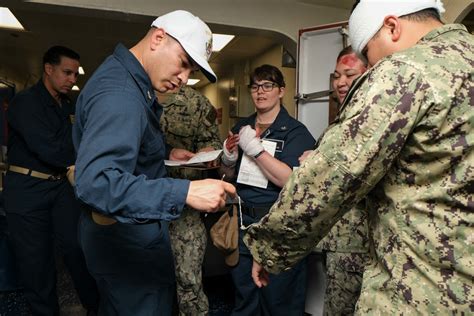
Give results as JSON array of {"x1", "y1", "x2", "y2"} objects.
[
  {"x1": 89, "y1": 210, "x2": 157, "y2": 226},
  {"x1": 91, "y1": 210, "x2": 117, "y2": 225},
  {"x1": 241, "y1": 204, "x2": 272, "y2": 218},
  {"x1": 8, "y1": 165, "x2": 66, "y2": 181}
]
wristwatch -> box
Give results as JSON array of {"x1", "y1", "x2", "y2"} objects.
[{"x1": 253, "y1": 150, "x2": 265, "y2": 159}]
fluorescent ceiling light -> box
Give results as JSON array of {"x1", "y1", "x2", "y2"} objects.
[
  {"x1": 79, "y1": 66, "x2": 85, "y2": 75},
  {"x1": 72, "y1": 85, "x2": 80, "y2": 91},
  {"x1": 0, "y1": 7, "x2": 24, "y2": 30},
  {"x1": 186, "y1": 79, "x2": 200, "y2": 86},
  {"x1": 212, "y1": 34, "x2": 234, "y2": 52}
]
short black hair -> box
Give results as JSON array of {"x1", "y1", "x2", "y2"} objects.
[
  {"x1": 42, "y1": 45, "x2": 80, "y2": 66},
  {"x1": 250, "y1": 64, "x2": 286, "y2": 88},
  {"x1": 400, "y1": 8, "x2": 442, "y2": 23},
  {"x1": 351, "y1": 0, "x2": 360, "y2": 13}
]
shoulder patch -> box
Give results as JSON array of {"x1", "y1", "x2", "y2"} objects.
[{"x1": 204, "y1": 107, "x2": 217, "y2": 126}]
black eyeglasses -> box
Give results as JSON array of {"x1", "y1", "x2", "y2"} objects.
[{"x1": 249, "y1": 82, "x2": 278, "y2": 93}]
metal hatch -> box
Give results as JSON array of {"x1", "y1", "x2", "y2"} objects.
[{"x1": 296, "y1": 22, "x2": 348, "y2": 140}]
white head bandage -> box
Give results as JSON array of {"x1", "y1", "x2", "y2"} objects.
[{"x1": 349, "y1": 0, "x2": 445, "y2": 57}]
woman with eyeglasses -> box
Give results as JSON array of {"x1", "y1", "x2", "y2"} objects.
[{"x1": 220, "y1": 64, "x2": 315, "y2": 315}]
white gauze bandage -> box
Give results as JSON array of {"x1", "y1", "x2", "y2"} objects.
[{"x1": 349, "y1": 0, "x2": 445, "y2": 57}]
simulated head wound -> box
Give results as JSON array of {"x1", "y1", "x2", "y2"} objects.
[
  {"x1": 151, "y1": 10, "x2": 217, "y2": 83},
  {"x1": 349, "y1": 0, "x2": 445, "y2": 58}
]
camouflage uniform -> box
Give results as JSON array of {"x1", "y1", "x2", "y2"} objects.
[
  {"x1": 244, "y1": 24, "x2": 473, "y2": 314},
  {"x1": 160, "y1": 86, "x2": 221, "y2": 316},
  {"x1": 320, "y1": 96, "x2": 370, "y2": 316},
  {"x1": 317, "y1": 200, "x2": 370, "y2": 315}
]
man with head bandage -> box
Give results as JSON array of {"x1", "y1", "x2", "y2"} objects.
[
  {"x1": 242, "y1": 0, "x2": 473, "y2": 314},
  {"x1": 349, "y1": 0, "x2": 446, "y2": 64}
]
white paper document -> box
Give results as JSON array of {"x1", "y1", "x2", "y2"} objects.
[
  {"x1": 165, "y1": 149, "x2": 222, "y2": 167},
  {"x1": 237, "y1": 140, "x2": 277, "y2": 188}
]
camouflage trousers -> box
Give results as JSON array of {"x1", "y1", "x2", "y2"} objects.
[
  {"x1": 323, "y1": 252, "x2": 370, "y2": 316},
  {"x1": 169, "y1": 207, "x2": 208, "y2": 316}
]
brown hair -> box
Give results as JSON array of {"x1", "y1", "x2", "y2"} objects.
[{"x1": 249, "y1": 64, "x2": 286, "y2": 88}]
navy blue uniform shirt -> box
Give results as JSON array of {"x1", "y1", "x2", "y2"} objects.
[
  {"x1": 73, "y1": 44, "x2": 189, "y2": 223},
  {"x1": 7, "y1": 80, "x2": 75, "y2": 173},
  {"x1": 232, "y1": 106, "x2": 315, "y2": 206}
]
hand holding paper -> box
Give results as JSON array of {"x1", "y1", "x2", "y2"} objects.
[
  {"x1": 170, "y1": 148, "x2": 195, "y2": 161},
  {"x1": 165, "y1": 149, "x2": 222, "y2": 168}
]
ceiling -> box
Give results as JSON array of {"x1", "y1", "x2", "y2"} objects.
[
  {"x1": 0, "y1": 1, "x2": 472, "y2": 92},
  {"x1": 0, "y1": 3, "x2": 295, "y2": 91}
]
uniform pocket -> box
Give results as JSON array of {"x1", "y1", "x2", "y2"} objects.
[
  {"x1": 139, "y1": 131, "x2": 165, "y2": 164},
  {"x1": 166, "y1": 118, "x2": 194, "y2": 138}
]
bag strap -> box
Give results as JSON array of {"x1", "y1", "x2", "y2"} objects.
[{"x1": 237, "y1": 196, "x2": 251, "y2": 231}]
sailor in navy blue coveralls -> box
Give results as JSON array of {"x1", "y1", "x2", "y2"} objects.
[
  {"x1": 4, "y1": 75, "x2": 99, "y2": 315},
  {"x1": 73, "y1": 43, "x2": 189, "y2": 316},
  {"x1": 72, "y1": 11, "x2": 235, "y2": 313},
  {"x1": 230, "y1": 106, "x2": 315, "y2": 316}
]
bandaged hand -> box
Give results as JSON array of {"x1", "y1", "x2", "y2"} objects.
[
  {"x1": 238, "y1": 125, "x2": 264, "y2": 158},
  {"x1": 222, "y1": 132, "x2": 239, "y2": 167}
]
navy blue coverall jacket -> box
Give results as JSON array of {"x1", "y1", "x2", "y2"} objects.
[{"x1": 73, "y1": 44, "x2": 189, "y2": 222}]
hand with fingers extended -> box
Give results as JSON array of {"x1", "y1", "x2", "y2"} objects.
[
  {"x1": 222, "y1": 131, "x2": 239, "y2": 167},
  {"x1": 238, "y1": 125, "x2": 264, "y2": 158},
  {"x1": 186, "y1": 179, "x2": 236, "y2": 212}
]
